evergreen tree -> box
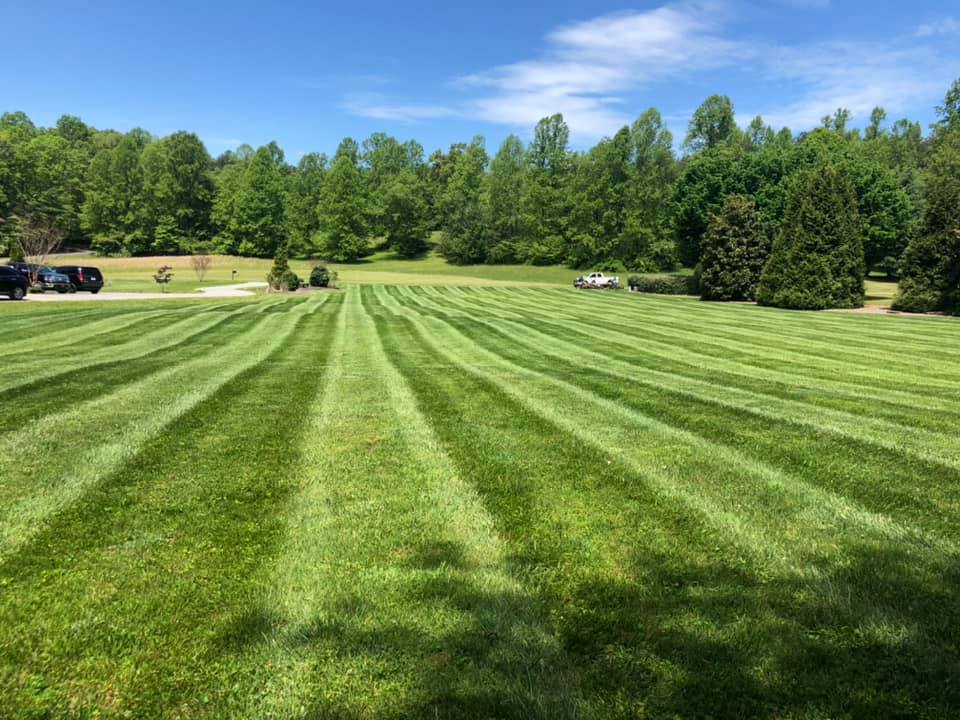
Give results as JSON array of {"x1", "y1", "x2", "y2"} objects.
[
  {"x1": 7, "y1": 236, "x2": 24, "y2": 262},
  {"x1": 699, "y1": 195, "x2": 770, "y2": 301},
  {"x1": 894, "y1": 130, "x2": 960, "y2": 314},
  {"x1": 757, "y1": 164, "x2": 865, "y2": 309},
  {"x1": 318, "y1": 138, "x2": 368, "y2": 262}
]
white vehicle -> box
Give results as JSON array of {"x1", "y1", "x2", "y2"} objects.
[{"x1": 574, "y1": 271, "x2": 621, "y2": 289}]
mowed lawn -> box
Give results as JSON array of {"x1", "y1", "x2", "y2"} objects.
[{"x1": 1, "y1": 286, "x2": 959, "y2": 719}]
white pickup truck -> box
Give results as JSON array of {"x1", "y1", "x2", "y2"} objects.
[{"x1": 574, "y1": 272, "x2": 621, "y2": 289}]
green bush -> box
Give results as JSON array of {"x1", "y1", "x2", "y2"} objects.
[
  {"x1": 7, "y1": 238, "x2": 25, "y2": 263},
  {"x1": 627, "y1": 274, "x2": 699, "y2": 295},
  {"x1": 309, "y1": 265, "x2": 330, "y2": 287},
  {"x1": 894, "y1": 130, "x2": 960, "y2": 314},
  {"x1": 757, "y1": 164, "x2": 865, "y2": 310},
  {"x1": 282, "y1": 271, "x2": 301, "y2": 292},
  {"x1": 700, "y1": 195, "x2": 770, "y2": 301}
]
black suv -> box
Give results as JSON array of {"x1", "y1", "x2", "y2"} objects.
[
  {"x1": 9, "y1": 263, "x2": 72, "y2": 293},
  {"x1": 0, "y1": 265, "x2": 29, "y2": 300},
  {"x1": 54, "y1": 265, "x2": 104, "y2": 294}
]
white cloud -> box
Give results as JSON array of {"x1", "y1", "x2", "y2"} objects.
[
  {"x1": 915, "y1": 17, "x2": 960, "y2": 37},
  {"x1": 341, "y1": 93, "x2": 456, "y2": 122},
  {"x1": 750, "y1": 41, "x2": 949, "y2": 130},
  {"x1": 456, "y1": 4, "x2": 748, "y2": 138},
  {"x1": 341, "y1": 2, "x2": 956, "y2": 141}
]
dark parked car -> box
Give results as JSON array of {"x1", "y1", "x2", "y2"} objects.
[
  {"x1": 0, "y1": 265, "x2": 29, "y2": 300},
  {"x1": 9, "y1": 262, "x2": 72, "y2": 293},
  {"x1": 54, "y1": 265, "x2": 104, "y2": 294}
]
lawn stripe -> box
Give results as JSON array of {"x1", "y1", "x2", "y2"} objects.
[
  {"x1": 0, "y1": 301, "x2": 235, "y2": 359},
  {"x1": 424, "y1": 287, "x2": 960, "y2": 431},
  {"x1": 0, "y1": 301, "x2": 263, "y2": 393},
  {"x1": 246, "y1": 286, "x2": 579, "y2": 719},
  {"x1": 0, "y1": 295, "x2": 341, "y2": 717},
  {"x1": 402, "y1": 287, "x2": 960, "y2": 541},
  {"x1": 370, "y1": 286, "x2": 960, "y2": 717},
  {"x1": 0, "y1": 296, "x2": 329, "y2": 560},
  {"x1": 528, "y1": 289, "x2": 960, "y2": 377},
  {"x1": 460, "y1": 287, "x2": 960, "y2": 403},
  {"x1": 380, "y1": 285, "x2": 952, "y2": 566},
  {"x1": 0, "y1": 303, "x2": 269, "y2": 434}
]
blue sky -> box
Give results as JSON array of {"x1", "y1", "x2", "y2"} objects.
[{"x1": 3, "y1": 0, "x2": 959, "y2": 160}]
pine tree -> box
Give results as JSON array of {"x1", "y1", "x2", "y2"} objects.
[
  {"x1": 756, "y1": 164, "x2": 865, "y2": 310},
  {"x1": 700, "y1": 195, "x2": 770, "y2": 301},
  {"x1": 8, "y1": 237, "x2": 24, "y2": 262},
  {"x1": 894, "y1": 130, "x2": 960, "y2": 314},
  {"x1": 318, "y1": 140, "x2": 368, "y2": 262}
]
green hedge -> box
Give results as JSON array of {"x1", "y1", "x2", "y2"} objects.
[{"x1": 627, "y1": 274, "x2": 700, "y2": 295}]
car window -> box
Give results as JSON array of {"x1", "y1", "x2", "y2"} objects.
[{"x1": 81, "y1": 267, "x2": 103, "y2": 278}]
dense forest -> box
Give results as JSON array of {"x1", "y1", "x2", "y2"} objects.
[{"x1": 1, "y1": 78, "x2": 959, "y2": 312}]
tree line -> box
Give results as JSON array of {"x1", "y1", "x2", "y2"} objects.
[{"x1": 1, "y1": 79, "x2": 958, "y2": 313}]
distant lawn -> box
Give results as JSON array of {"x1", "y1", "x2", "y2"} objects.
[{"x1": 56, "y1": 250, "x2": 590, "y2": 292}]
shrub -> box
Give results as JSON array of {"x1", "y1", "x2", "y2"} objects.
[
  {"x1": 266, "y1": 242, "x2": 291, "y2": 291},
  {"x1": 700, "y1": 195, "x2": 770, "y2": 301},
  {"x1": 757, "y1": 164, "x2": 865, "y2": 310},
  {"x1": 628, "y1": 274, "x2": 699, "y2": 295},
  {"x1": 309, "y1": 265, "x2": 330, "y2": 287},
  {"x1": 894, "y1": 130, "x2": 960, "y2": 314},
  {"x1": 281, "y1": 270, "x2": 301, "y2": 292}
]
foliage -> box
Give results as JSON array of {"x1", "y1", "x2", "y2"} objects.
[
  {"x1": 7, "y1": 236, "x2": 24, "y2": 262},
  {"x1": 266, "y1": 242, "x2": 292, "y2": 290},
  {"x1": 383, "y1": 169, "x2": 430, "y2": 258},
  {"x1": 700, "y1": 195, "x2": 770, "y2": 301},
  {"x1": 437, "y1": 137, "x2": 490, "y2": 264},
  {"x1": 894, "y1": 129, "x2": 960, "y2": 314},
  {"x1": 212, "y1": 142, "x2": 287, "y2": 257},
  {"x1": 757, "y1": 164, "x2": 865, "y2": 309},
  {"x1": 309, "y1": 265, "x2": 331, "y2": 287},
  {"x1": 152, "y1": 264, "x2": 174, "y2": 291},
  {"x1": 318, "y1": 139, "x2": 368, "y2": 262},
  {"x1": 627, "y1": 273, "x2": 699, "y2": 294},
  {"x1": 684, "y1": 95, "x2": 737, "y2": 152}
]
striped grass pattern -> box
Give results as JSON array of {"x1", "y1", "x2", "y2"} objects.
[{"x1": 1, "y1": 287, "x2": 959, "y2": 719}]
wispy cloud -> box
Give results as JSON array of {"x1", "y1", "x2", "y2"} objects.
[
  {"x1": 341, "y1": 2, "x2": 955, "y2": 141},
  {"x1": 456, "y1": 3, "x2": 748, "y2": 137},
  {"x1": 341, "y1": 93, "x2": 456, "y2": 122},
  {"x1": 750, "y1": 41, "x2": 948, "y2": 130},
  {"x1": 915, "y1": 17, "x2": 960, "y2": 37}
]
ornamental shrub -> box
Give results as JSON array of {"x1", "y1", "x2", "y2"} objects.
[
  {"x1": 700, "y1": 195, "x2": 770, "y2": 301},
  {"x1": 628, "y1": 274, "x2": 699, "y2": 295},
  {"x1": 309, "y1": 265, "x2": 330, "y2": 287},
  {"x1": 756, "y1": 164, "x2": 865, "y2": 310},
  {"x1": 894, "y1": 130, "x2": 960, "y2": 314}
]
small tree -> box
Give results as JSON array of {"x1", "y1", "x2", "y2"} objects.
[
  {"x1": 700, "y1": 195, "x2": 770, "y2": 301},
  {"x1": 190, "y1": 243, "x2": 213, "y2": 281},
  {"x1": 16, "y1": 213, "x2": 64, "y2": 286},
  {"x1": 153, "y1": 265, "x2": 174, "y2": 292},
  {"x1": 756, "y1": 164, "x2": 865, "y2": 310},
  {"x1": 266, "y1": 242, "x2": 299, "y2": 291},
  {"x1": 309, "y1": 265, "x2": 330, "y2": 287}
]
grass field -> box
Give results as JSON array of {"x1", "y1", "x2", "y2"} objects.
[{"x1": 1, "y1": 286, "x2": 959, "y2": 718}]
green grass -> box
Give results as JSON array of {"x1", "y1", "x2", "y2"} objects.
[
  {"x1": 50, "y1": 249, "x2": 593, "y2": 292},
  {"x1": 1, "y1": 286, "x2": 959, "y2": 718}
]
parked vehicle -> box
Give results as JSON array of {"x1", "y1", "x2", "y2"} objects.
[
  {"x1": 8, "y1": 263, "x2": 73, "y2": 293},
  {"x1": 54, "y1": 265, "x2": 104, "y2": 294},
  {"x1": 0, "y1": 265, "x2": 29, "y2": 300},
  {"x1": 574, "y1": 271, "x2": 621, "y2": 289}
]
